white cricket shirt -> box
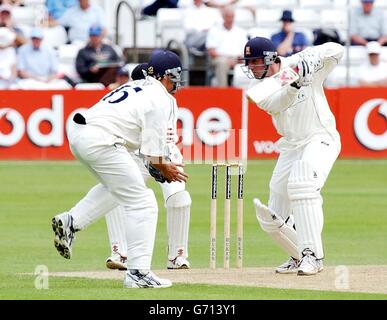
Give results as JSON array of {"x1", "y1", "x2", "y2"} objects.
[
  {"x1": 84, "y1": 76, "x2": 176, "y2": 157},
  {"x1": 257, "y1": 42, "x2": 344, "y2": 150}
]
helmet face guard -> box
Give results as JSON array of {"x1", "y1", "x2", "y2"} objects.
[{"x1": 164, "y1": 66, "x2": 183, "y2": 93}]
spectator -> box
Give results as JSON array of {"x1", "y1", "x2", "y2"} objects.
[
  {"x1": 15, "y1": 27, "x2": 71, "y2": 89},
  {"x1": 0, "y1": 4, "x2": 26, "y2": 48},
  {"x1": 206, "y1": 6, "x2": 247, "y2": 86},
  {"x1": 142, "y1": 0, "x2": 179, "y2": 16},
  {"x1": 108, "y1": 66, "x2": 130, "y2": 90},
  {"x1": 357, "y1": 41, "x2": 387, "y2": 86},
  {"x1": 75, "y1": 25, "x2": 122, "y2": 87},
  {"x1": 46, "y1": 0, "x2": 77, "y2": 22},
  {"x1": 271, "y1": 10, "x2": 308, "y2": 57},
  {"x1": 0, "y1": 0, "x2": 23, "y2": 6},
  {"x1": 57, "y1": 0, "x2": 106, "y2": 44},
  {"x1": 350, "y1": 0, "x2": 387, "y2": 46},
  {"x1": 0, "y1": 27, "x2": 16, "y2": 88},
  {"x1": 183, "y1": 0, "x2": 221, "y2": 55},
  {"x1": 205, "y1": 0, "x2": 239, "y2": 8}
]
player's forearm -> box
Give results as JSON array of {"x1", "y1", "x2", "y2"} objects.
[
  {"x1": 144, "y1": 155, "x2": 165, "y2": 165},
  {"x1": 259, "y1": 86, "x2": 299, "y2": 114}
]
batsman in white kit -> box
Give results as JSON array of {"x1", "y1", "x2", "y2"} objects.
[
  {"x1": 51, "y1": 50, "x2": 189, "y2": 288},
  {"x1": 242, "y1": 37, "x2": 343, "y2": 275},
  {"x1": 104, "y1": 63, "x2": 192, "y2": 271}
]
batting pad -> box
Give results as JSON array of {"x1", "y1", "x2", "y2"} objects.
[
  {"x1": 288, "y1": 160, "x2": 324, "y2": 259},
  {"x1": 166, "y1": 191, "x2": 191, "y2": 260},
  {"x1": 105, "y1": 206, "x2": 127, "y2": 256},
  {"x1": 254, "y1": 198, "x2": 299, "y2": 259}
]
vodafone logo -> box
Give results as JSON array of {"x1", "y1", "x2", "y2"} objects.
[
  {"x1": 0, "y1": 95, "x2": 87, "y2": 148},
  {"x1": 179, "y1": 107, "x2": 232, "y2": 146},
  {"x1": 354, "y1": 99, "x2": 387, "y2": 151}
]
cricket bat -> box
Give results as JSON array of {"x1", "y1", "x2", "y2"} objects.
[{"x1": 246, "y1": 67, "x2": 299, "y2": 105}]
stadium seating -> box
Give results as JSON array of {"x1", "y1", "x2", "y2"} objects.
[{"x1": 7, "y1": 0, "x2": 387, "y2": 88}]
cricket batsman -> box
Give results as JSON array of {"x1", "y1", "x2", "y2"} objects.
[
  {"x1": 105, "y1": 62, "x2": 192, "y2": 271},
  {"x1": 51, "y1": 50, "x2": 188, "y2": 288},
  {"x1": 241, "y1": 37, "x2": 343, "y2": 275}
]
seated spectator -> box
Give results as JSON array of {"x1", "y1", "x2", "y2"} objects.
[
  {"x1": 15, "y1": 27, "x2": 71, "y2": 89},
  {"x1": 0, "y1": 0, "x2": 23, "y2": 6},
  {"x1": 183, "y1": 0, "x2": 221, "y2": 55},
  {"x1": 350, "y1": 0, "x2": 387, "y2": 46},
  {"x1": 142, "y1": 0, "x2": 179, "y2": 17},
  {"x1": 205, "y1": 0, "x2": 239, "y2": 8},
  {"x1": 357, "y1": 41, "x2": 387, "y2": 86},
  {"x1": 0, "y1": 26, "x2": 16, "y2": 88},
  {"x1": 206, "y1": 6, "x2": 247, "y2": 87},
  {"x1": 46, "y1": 0, "x2": 77, "y2": 22},
  {"x1": 271, "y1": 10, "x2": 308, "y2": 57},
  {"x1": 108, "y1": 66, "x2": 130, "y2": 90},
  {"x1": 0, "y1": 4, "x2": 26, "y2": 48},
  {"x1": 57, "y1": 0, "x2": 106, "y2": 44},
  {"x1": 75, "y1": 25, "x2": 123, "y2": 87}
]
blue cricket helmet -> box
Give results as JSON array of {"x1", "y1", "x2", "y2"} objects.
[
  {"x1": 147, "y1": 50, "x2": 182, "y2": 79},
  {"x1": 146, "y1": 49, "x2": 183, "y2": 92},
  {"x1": 241, "y1": 37, "x2": 278, "y2": 79},
  {"x1": 131, "y1": 62, "x2": 148, "y2": 80},
  {"x1": 242, "y1": 37, "x2": 278, "y2": 66}
]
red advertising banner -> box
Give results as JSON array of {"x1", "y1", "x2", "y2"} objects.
[
  {"x1": 0, "y1": 88, "x2": 386, "y2": 160},
  {"x1": 336, "y1": 88, "x2": 387, "y2": 158},
  {"x1": 0, "y1": 90, "x2": 105, "y2": 160},
  {"x1": 176, "y1": 87, "x2": 243, "y2": 162},
  {"x1": 0, "y1": 88, "x2": 244, "y2": 161}
]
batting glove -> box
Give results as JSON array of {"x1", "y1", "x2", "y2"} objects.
[{"x1": 295, "y1": 59, "x2": 314, "y2": 87}]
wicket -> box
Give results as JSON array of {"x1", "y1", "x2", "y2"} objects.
[{"x1": 210, "y1": 163, "x2": 244, "y2": 269}]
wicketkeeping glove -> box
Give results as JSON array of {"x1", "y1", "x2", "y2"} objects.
[{"x1": 145, "y1": 161, "x2": 170, "y2": 183}]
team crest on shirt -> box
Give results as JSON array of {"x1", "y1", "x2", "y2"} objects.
[{"x1": 245, "y1": 46, "x2": 251, "y2": 56}]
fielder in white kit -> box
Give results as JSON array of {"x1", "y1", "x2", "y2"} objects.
[
  {"x1": 105, "y1": 62, "x2": 192, "y2": 271},
  {"x1": 51, "y1": 50, "x2": 188, "y2": 288},
  {"x1": 241, "y1": 37, "x2": 343, "y2": 275}
]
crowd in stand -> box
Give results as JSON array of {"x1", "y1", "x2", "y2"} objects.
[
  {"x1": 0, "y1": 0, "x2": 125, "y2": 89},
  {"x1": 0, "y1": 0, "x2": 386, "y2": 90}
]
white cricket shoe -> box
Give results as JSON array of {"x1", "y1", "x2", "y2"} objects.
[
  {"x1": 124, "y1": 269, "x2": 172, "y2": 289},
  {"x1": 167, "y1": 256, "x2": 191, "y2": 269},
  {"x1": 52, "y1": 212, "x2": 76, "y2": 259},
  {"x1": 106, "y1": 252, "x2": 127, "y2": 271},
  {"x1": 275, "y1": 257, "x2": 299, "y2": 274},
  {"x1": 297, "y1": 249, "x2": 324, "y2": 276}
]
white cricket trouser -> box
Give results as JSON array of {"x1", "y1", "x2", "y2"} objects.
[
  {"x1": 269, "y1": 134, "x2": 340, "y2": 259},
  {"x1": 67, "y1": 123, "x2": 158, "y2": 270}
]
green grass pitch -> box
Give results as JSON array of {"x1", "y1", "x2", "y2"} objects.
[{"x1": 0, "y1": 160, "x2": 386, "y2": 300}]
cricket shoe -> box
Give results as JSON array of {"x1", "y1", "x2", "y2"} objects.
[
  {"x1": 52, "y1": 212, "x2": 76, "y2": 259},
  {"x1": 297, "y1": 249, "x2": 324, "y2": 276},
  {"x1": 106, "y1": 252, "x2": 127, "y2": 271},
  {"x1": 124, "y1": 269, "x2": 172, "y2": 289},
  {"x1": 275, "y1": 257, "x2": 299, "y2": 274},
  {"x1": 167, "y1": 256, "x2": 190, "y2": 269}
]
